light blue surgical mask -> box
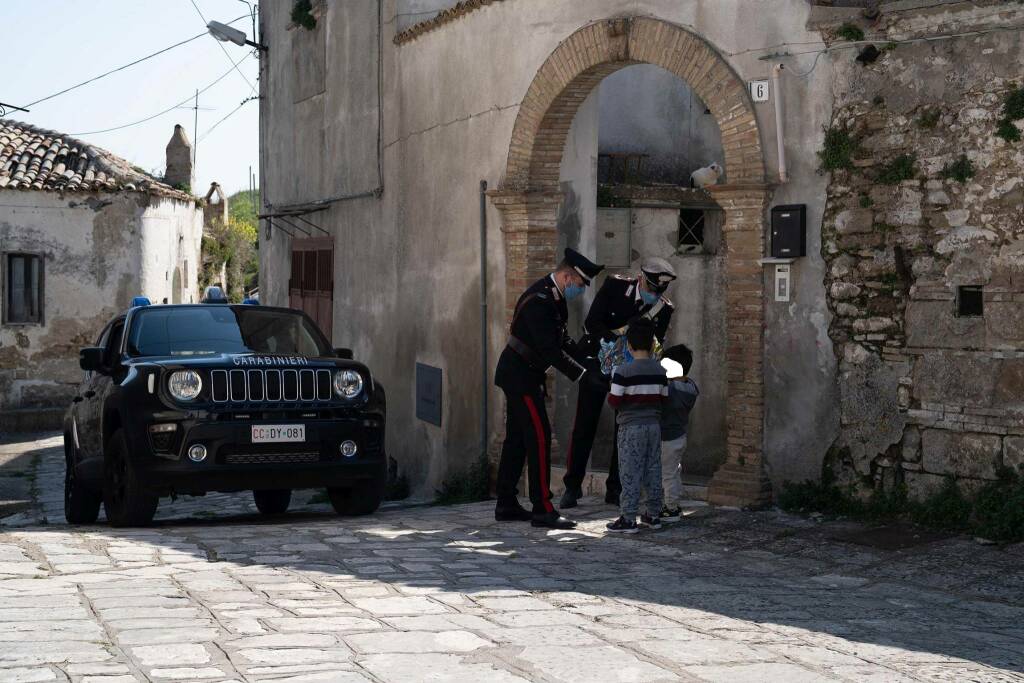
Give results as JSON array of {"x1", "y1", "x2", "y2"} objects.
[
  {"x1": 640, "y1": 289, "x2": 659, "y2": 305},
  {"x1": 564, "y1": 283, "x2": 585, "y2": 301}
]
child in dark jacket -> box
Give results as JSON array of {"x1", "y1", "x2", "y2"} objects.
[
  {"x1": 605, "y1": 320, "x2": 668, "y2": 534},
  {"x1": 658, "y1": 344, "x2": 699, "y2": 522}
]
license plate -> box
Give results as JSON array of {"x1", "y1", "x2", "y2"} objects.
[{"x1": 252, "y1": 425, "x2": 305, "y2": 443}]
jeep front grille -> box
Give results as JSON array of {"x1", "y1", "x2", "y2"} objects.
[
  {"x1": 224, "y1": 451, "x2": 321, "y2": 465},
  {"x1": 210, "y1": 369, "x2": 333, "y2": 404}
]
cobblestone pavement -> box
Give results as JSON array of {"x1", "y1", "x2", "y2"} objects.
[{"x1": 1, "y1": 433, "x2": 1023, "y2": 682}]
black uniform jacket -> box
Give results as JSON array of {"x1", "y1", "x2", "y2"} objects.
[
  {"x1": 494, "y1": 275, "x2": 588, "y2": 394},
  {"x1": 581, "y1": 274, "x2": 674, "y2": 354}
]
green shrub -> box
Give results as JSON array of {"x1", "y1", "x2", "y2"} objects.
[
  {"x1": 836, "y1": 23, "x2": 865, "y2": 42},
  {"x1": 818, "y1": 126, "x2": 860, "y2": 172},
  {"x1": 940, "y1": 155, "x2": 976, "y2": 184},
  {"x1": 909, "y1": 477, "x2": 971, "y2": 532},
  {"x1": 876, "y1": 154, "x2": 916, "y2": 185},
  {"x1": 972, "y1": 468, "x2": 1024, "y2": 543},
  {"x1": 917, "y1": 109, "x2": 941, "y2": 129},
  {"x1": 291, "y1": 0, "x2": 316, "y2": 30}
]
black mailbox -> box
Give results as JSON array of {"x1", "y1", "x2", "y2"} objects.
[{"x1": 771, "y1": 204, "x2": 806, "y2": 258}]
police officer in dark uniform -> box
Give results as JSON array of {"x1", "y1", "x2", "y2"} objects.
[
  {"x1": 560, "y1": 257, "x2": 677, "y2": 508},
  {"x1": 494, "y1": 248, "x2": 605, "y2": 529}
]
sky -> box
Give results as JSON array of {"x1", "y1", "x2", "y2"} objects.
[{"x1": 1, "y1": 0, "x2": 260, "y2": 195}]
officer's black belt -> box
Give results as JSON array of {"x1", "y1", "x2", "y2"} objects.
[{"x1": 507, "y1": 335, "x2": 545, "y2": 369}]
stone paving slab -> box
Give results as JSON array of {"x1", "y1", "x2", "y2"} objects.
[{"x1": 0, "y1": 433, "x2": 1022, "y2": 682}]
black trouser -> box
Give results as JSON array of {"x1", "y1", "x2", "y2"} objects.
[
  {"x1": 563, "y1": 378, "x2": 621, "y2": 496},
  {"x1": 496, "y1": 387, "x2": 556, "y2": 515}
]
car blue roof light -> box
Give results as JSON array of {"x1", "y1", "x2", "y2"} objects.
[
  {"x1": 130, "y1": 296, "x2": 151, "y2": 307},
  {"x1": 202, "y1": 286, "x2": 229, "y2": 304},
  {"x1": 242, "y1": 298, "x2": 259, "y2": 305}
]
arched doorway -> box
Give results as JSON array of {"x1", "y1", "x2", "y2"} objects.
[{"x1": 491, "y1": 17, "x2": 772, "y2": 507}]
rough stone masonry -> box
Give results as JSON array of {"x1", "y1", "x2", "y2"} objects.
[{"x1": 820, "y1": 1, "x2": 1024, "y2": 499}]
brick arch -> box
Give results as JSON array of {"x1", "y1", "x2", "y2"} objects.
[
  {"x1": 503, "y1": 17, "x2": 765, "y2": 192},
  {"x1": 492, "y1": 17, "x2": 773, "y2": 507}
]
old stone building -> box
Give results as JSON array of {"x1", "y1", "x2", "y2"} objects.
[
  {"x1": 0, "y1": 121, "x2": 204, "y2": 430},
  {"x1": 257, "y1": 0, "x2": 1023, "y2": 504}
]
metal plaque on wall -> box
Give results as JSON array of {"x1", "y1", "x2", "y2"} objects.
[
  {"x1": 415, "y1": 363, "x2": 443, "y2": 426},
  {"x1": 596, "y1": 208, "x2": 631, "y2": 268}
]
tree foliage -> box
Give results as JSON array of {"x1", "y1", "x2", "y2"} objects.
[{"x1": 200, "y1": 189, "x2": 259, "y2": 302}]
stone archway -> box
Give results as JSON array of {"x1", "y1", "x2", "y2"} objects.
[{"x1": 491, "y1": 17, "x2": 772, "y2": 507}]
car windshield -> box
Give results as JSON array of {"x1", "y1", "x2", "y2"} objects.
[{"x1": 126, "y1": 306, "x2": 330, "y2": 358}]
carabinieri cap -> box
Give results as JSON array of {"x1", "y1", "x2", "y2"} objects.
[
  {"x1": 564, "y1": 247, "x2": 604, "y2": 286},
  {"x1": 641, "y1": 256, "x2": 677, "y2": 292}
]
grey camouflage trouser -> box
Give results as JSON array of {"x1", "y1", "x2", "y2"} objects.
[{"x1": 617, "y1": 423, "x2": 663, "y2": 519}]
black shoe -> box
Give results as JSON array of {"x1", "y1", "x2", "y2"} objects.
[
  {"x1": 640, "y1": 514, "x2": 662, "y2": 530},
  {"x1": 559, "y1": 487, "x2": 582, "y2": 509},
  {"x1": 531, "y1": 512, "x2": 577, "y2": 529},
  {"x1": 660, "y1": 506, "x2": 682, "y2": 523},
  {"x1": 604, "y1": 490, "x2": 620, "y2": 506},
  {"x1": 606, "y1": 516, "x2": 639, "y2": 534},
  {"x1": 495, "y1": 503, "x2": 533, "y2": 522}
]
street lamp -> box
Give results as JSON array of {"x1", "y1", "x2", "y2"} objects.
[{"x1": 207, "y1": 21, "x2": 267, "y2": 51}]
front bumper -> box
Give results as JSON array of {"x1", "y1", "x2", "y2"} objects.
[{"x1": 134, "y1": 416, "x2": 385, "y2": 495}]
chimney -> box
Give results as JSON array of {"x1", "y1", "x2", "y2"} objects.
[
  {"x1": 165, "y1": 124, "x2": 194, "y2": 191},
  {"x1": 203, "y1": 182, "x2": 229, "y2": 229}
]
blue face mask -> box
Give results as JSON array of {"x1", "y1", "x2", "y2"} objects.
[
  {"x1": 564, "y1": 283, "x2": 585, "y2": 301},
  {"x1": 640, "y1": 289, "x2": 659, "y2": 305}
]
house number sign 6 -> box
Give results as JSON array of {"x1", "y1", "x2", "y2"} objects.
[{"x1": 749, "y1": 79, "x2": 770, "y2": 103}]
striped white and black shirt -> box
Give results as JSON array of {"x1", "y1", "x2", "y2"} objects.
[{"x1": 607, "y1": 357, "x2": 669, "y2": 426}]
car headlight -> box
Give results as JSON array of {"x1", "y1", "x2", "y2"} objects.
[
  {"x1": 333, "y1": 369, "x2": 364, "y2": 399},
  {"x1": 167, "y1": 370, "x2": 203, "y2": 401}
]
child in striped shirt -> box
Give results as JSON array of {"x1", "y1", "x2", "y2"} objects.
[{"x1": 605, "y1": 319, "x2": 668, "y2": 533}]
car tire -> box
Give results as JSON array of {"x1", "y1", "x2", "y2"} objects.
[
  {"x1": 64, "y1": 433, "x2": 101, "y2": 525},
  {"x1": 327, "y1": 483, "x2": 383, "y2": 516},
  {"x1": 253, "y1": 489, "x2": 292, "y2": 515},
  {"x1": 103, "y1": 429, "x2": 159, "y2": 527}
]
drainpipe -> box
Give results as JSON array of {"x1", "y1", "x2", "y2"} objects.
[
  {"x1": 479, "y1": 180, "x2": 489, "y2": 463},
  {"x1": 772, "y1": 63, "x2": 788, "y2": 183}
]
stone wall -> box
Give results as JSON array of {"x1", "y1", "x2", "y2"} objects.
[{"x1": 820, "y1": 1, "x2": 1024, "y2": 498}]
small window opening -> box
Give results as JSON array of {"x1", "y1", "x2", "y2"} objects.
[
  {"x1": 678, "y1": 209, "x2": 705, "y2": 251},
  {"x1": 956, "y1": 286, "x2": 984, "y2": 317},
  {"x1": 4, "y1": 253, "x2": 43, "y2": 324}
]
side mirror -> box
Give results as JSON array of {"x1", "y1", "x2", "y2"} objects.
[
  {"x1": 79, "y1": 347, "x2": 106, "y2": 373},
  {"x1": 334, "y1": 347, "x2": 354, "y2": 360}
]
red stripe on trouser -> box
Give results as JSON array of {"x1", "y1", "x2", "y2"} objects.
[{"x1": 523, "y1": 395, "x2": 554, "y2": 513}]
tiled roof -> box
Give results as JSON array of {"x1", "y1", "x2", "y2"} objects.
[
  {"x1": 394, "y1": 0, "x2": 506, "y2": 45},
  {"x1": 0, "y1": 119, "x2": 191, "y2": 200}
]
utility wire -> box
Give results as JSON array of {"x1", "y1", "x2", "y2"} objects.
[
  {"x1": 189, "y1": 0, "x2": 257, "y2": 95},
  {"x1": 22, "y1": 13, "x2": 251, "y2": 109},
  {"x1": 197, "y1": 96, "x2": 257, "y2": 143},
  {"x1": 71, "y1": 52, "x2": 249, "y2": 136}
]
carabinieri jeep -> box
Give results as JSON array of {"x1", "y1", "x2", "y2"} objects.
[{"x1": 63, "y1": 298, "x2": 386, "y2": 527}]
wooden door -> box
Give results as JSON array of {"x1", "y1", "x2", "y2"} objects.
[{"x1": 288, "y1": 237, "x2": 334, "y2": 340}]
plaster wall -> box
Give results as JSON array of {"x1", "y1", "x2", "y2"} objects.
[
  {"x1": 139, "y1": 197, "x2": 204, "y2": 305},
  {"x1": 259, "y1": 0, "x2": 838, "y2": 495},
  {"x1": 0, "y1": 192, "x2": 144, "y2": 410}
]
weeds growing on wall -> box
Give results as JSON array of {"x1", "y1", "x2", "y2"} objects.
[
  {"x1": 876, "y1": 154, "x2": 917, "y2": 185},
  {"x1": 859, "y1": 194, "x2": 874, "y2": 208},
  {"x1": 291, "y1": 0, "x2": 316, "y2": 30},
  {"x1": 996, "y1": 86, "x2": 1024, "y2": 143},
  {"x1": 818, "y1": 126, "x2": 860, "y2": 172},
  {"x1": 940, "y1": 155, "x2": 976, "y2": 183},
  {"x1": 917, "y1": 109, "x2": 941, "y2": 129},
  {"x1": 435, "y1": 456, "x2": 490, "y2": 505},
  {"x1": 836, "y1": 23, "x2": 865, "y2": 42},
  {"x1": 780, "y1": 467, "x2": 1024, "y2": 543}
]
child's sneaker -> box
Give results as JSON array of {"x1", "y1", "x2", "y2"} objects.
[
  {"x1": 606, "y1": 516, "x2": 639, "y2": 534},
  {"x1": 660, "y1": 506, "x2": 682, "y2": 523},
  {"x1": 640, "y1": 514, "x2": 662, "y2": 530}
]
